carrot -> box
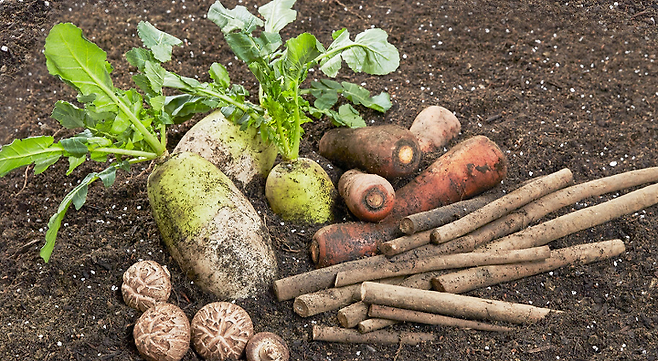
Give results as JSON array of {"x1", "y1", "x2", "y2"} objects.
[
  {"x1": 310, "y1": 222, "x2": 398, "y2": 268},
  {"x1": 310, "y1": 135, "x2": 508, "y2": 267},
  {"x1": 391, "y1": 135, "x2": 508, "y2": 215},
  {"x1": 338, "y1": 169, "x2": 396, "y2": 222},
  {"x1": 409, "y1": 105, "x2": 461, "y2": 154},
  {"x1": 318, "y1": 125, "x2": 422, "y2": 178}
]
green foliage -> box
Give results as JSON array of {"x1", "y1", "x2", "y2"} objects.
[
  {"x1": 0, "y1": 22, "x2": 184, "y2": 262},
  {"x1": 202, "y1": 0, "x2": 399, "y2": 160},
  {"x1": 0, "y1": 0, "x2": 399, "y2": 261}
]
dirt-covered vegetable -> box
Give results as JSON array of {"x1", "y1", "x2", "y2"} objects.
[
  {"x1": 0, "y1": 0, "x2": 401, "y2": 258},
  {"x1": 173, "y1": 110, "x2": 277, "y2": 186},
  {"x1": 265, "y1": 158, "x2": 337, "y2": 224},
  {"x1": 147, "y1": 152, "x2": 277, "y2": 299},
  {"x1": 319, "y1": 125, "x2": 422, "y2": 179}
]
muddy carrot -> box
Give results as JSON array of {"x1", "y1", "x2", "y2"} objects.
[
  {"x1": 319, "y1": 124, "x2": 422, "y2": 179},
  {"x1": 311, "y1": 135, "x2": 508, "y2": 267},
  {"x1": 429, "y1": 168, "x2": 574, "y2": 245},
  {"x1": 479, "y1": 182, "x2": 658, "y2": 252},
  {"x1": 338, "y1": 169, "x2": 396, "y2": 222},
  {"x1": 433, "y1": 239, "x2": 625, "y2": 294}
]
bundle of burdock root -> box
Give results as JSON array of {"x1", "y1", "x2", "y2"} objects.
[{"x1": 274, "y1": 163, "x2": 658, "y2": 345}]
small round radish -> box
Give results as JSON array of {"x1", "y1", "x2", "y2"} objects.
[
  {"x1": 265, "y1": 158, "x2": 337, "y2": 224},
  {"x1": 147, "y1": 152, "x2": 277, "y2": 300},
  {"x1": 338, "y1": 169, "x2": 395, "y2": 222}
]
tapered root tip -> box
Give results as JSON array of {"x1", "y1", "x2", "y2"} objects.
[{"x1": 398, "y1": 145, "x2": 415, "y2": 165}]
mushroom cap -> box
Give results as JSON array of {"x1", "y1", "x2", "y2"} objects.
[
  {"x1": 191, "y1": 302, "x2": 254, "y2": 360},
  {"x1": 122, "y1": 260, "x2": 172, "y2": 312},
  {"x1": 245, "y1": 332, "x2": 290, "y2": 361},
  {"x1": 133, "y1": 302, "x2": 191, "y2": 361}
]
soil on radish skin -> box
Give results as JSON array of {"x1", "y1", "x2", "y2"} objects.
[{"x1": 1, "y1": 0, "x2": 657, "y2": 360}]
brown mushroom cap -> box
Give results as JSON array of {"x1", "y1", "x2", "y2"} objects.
[
  {"x1": 245, "y1": 332, "x2": 290, "y2": 361},
  {"x1": 133, "y1": 302, "x2": 191, "y2": 361},
  {"x1": 122, "y1": 260, "x2": 172, "y2": 312},
  {"x1": 191, "y1": 302, "x2": 254, "y2": 360}
]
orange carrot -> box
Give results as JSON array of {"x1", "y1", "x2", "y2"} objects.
[
  {"x1": 310, "y1": 136, "x2": 508, "y2": 267},
  {"x1": 319, "y1": 125, "x2": 422, "y2": 179},
  {"x1": 338, "y1": 169, "x2": 396, "y2": 222}
]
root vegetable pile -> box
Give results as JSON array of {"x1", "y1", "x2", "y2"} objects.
[
  {"x1": 2, "y1": 0, "x2": 658, "y2": 356},
  {"x1": 276, "y1": 165, "x2": 658, "y2": 343}
]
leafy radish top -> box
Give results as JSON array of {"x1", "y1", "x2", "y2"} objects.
[
  {"x1": 0, "y1": 0, "x2": 399, "y2": 262},
  {"x1": 160, "y1": 0, "x2": 400, "y2": 160}
]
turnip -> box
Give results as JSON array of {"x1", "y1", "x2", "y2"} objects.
[
  {"x1": 409, "y1": 106, "x2": 461, "y2": 154},
  {"x1": 265, "y1": 159, "x2": 337, "y2": 224},
  {"x1": 147, "y1": 152, "x2": 277, "y2": 299}
]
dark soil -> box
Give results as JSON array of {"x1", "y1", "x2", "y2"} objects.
[{"x1": 1, "y1": 0, "x2": 658, "y2": 360}]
